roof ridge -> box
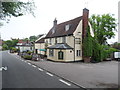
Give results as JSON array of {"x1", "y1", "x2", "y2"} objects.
[{"x1": 57, "y1": 16, "x2": 82, "y2": 26}]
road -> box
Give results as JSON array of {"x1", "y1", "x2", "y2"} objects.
[{"x1": 2, "y1": 51, "x2": 82, "y2": 88}]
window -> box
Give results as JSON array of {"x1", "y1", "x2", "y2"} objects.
[
  {"x1": 49, "y1": 38, "x2": 52, "y2": 45},
  {"x1": 52, "y1": 28, "x2": 55, "y2": 34},
  {"x1": 58, "y1": 51, "x2": 64, "y2": 59},
  {"x1": 76, "y1": 50, "x2": 81, "y2": 56},
  {"x1": 49, "y1": 49, "x2": 54, "y2": 56},
  {"x1": 35, "y1": 49, "x2": 38, "y2": 54},
  {"x1": 75, "y1": 38, "x2": 81, "y2": 44},
  {"x1": 65, "y1": 24, "x2": 70, "y2": 31},
  {"x1": 55, "y1": 38, "x2": 57, "y2": 44},
  {"x1": 62, "y1": 37, "x2": 66, "y2": 43}
]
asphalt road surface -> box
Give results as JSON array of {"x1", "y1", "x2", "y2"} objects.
[{"x1": 1, "y1": 51, "x2": 83, "y2": 88}]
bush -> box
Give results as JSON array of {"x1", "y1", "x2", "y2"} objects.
[
  {"x1": 26, "y1": 50, "x2": 33, "y2": 55},
  {"x1": 23, "y1": 55, "x2": 32, "y2": 60}
]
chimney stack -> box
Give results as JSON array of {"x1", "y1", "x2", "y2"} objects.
[
  {"x1": 82, "y1": 8, "x2": 89, "y2": 39},
  {"x1": 53, "y1": 18, "x2": 57, "y2": 27}
]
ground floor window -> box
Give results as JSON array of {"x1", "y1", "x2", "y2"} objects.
[
  {"x1": 76, "y1": 50, "x2": 81, "y2": 56},
  {"x1": 58, "y1": 51, "x2": 64, "y2": 59},
  {"x1": 49, "y1": 49, "x2": 54, "y2": 56}
]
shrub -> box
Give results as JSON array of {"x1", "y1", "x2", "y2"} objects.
[{"x1": 23, "y1": 55, "x2": 32, "y2": 60}]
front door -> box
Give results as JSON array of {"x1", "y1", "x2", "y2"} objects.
[{"x1": 58, "y1": 51, "x2": 64, "y2": 60}]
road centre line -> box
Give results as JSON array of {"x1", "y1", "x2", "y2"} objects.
[
  {"x1": 59, "y1": 79, "x2": 71, "y2": 86},
  {"x1": 28, "y1": 63, "x2": 31, "y2": 65},
  {"x1": 38, "y1": 68, "x2": 44, "y2": 71},
  {"x1": 32, "y1": 65, "x2": 36, "y2": 68},
  {"x1": 46, "y1": 72, "x2": 54, "y2": 77}
]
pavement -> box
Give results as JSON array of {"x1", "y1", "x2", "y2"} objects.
[{"x1": 14, "y1": 53, "x2": 119, "y2": 88}]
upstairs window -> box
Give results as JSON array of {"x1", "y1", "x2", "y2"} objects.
[
  {"x1": 55, "y1": 38, "x2": 57, "y2": 44},
  {"x1": 52, "y1": 28, "x2": 55, "y2": 34},
  {"x1": 49, "y1": 38, "x2": 52, "y2": 45},
  {"x1": 62, "y1": 37, "x2": 66, "y2": 43},
  {"x1": 65, "y1": 24, "x2": 70, "y2": 31}
]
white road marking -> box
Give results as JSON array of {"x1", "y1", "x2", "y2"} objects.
[
  {"x1": 28, "y1": 63, "x2": 31, "y2": 65},
  {"x1": 59, "y1": 79, "x2": 71, "y2": 86},
  {"x1": 32, "y1": 65, "x2": 36, "y2": 68},
  {"x1": 24, "y1": 61, "x2": 27, "y2": 63},
  {"x1": 0, "y1": 67, "x2": 7, "y2": 71},
  {"x1": 38, "y1": 68, "x2": 44, "y2": 71},
  {"x1": 46, "y1": 72, "x2": 54, "y2": 77}
]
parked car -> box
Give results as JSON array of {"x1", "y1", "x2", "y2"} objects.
[{"x1": 32, "y1": 54, "x2": 41, "y2": 61}]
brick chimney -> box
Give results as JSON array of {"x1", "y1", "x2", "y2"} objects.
[
  {"x1": 53, "y1": 18, "x2": 57, "y2": 27},
  {"x1": 82, "y1": 8, "x2": 89, "y2": 61},
  {"x1": 52, "y1": 18, "x2": 57, "y2": 34},
  {"x1": 82, "y1": 8, "x2": 89, "y2": 39}
]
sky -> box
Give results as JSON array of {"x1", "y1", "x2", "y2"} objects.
[{"x1": 0, "y1": 0, "x2": 119, "y2": 44}]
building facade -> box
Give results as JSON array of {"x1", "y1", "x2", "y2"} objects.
[
  {"x1": 43, "y1": 8, "x2": 89, "y2": 62},
  {"x1": 34, "y1": 37, "x2": 45, "y2": 55},
  {"x1": 16, "y1": 40, "x2": 34, "y2": 52}
]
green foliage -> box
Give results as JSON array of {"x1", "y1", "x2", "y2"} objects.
[
  {"x1": 26, "y1": 51, "x2": 33, "y2": 55},
  {"x1": 111, "y1": 42, "x2": 120, "y2": 50},
  {"x1": 23, "y1": 55, "x2": 32, "y2": 60},
  {"x1": 10, "y1": 47, "x2": 18, "y2": 53},
  {"x1": 83, "y1": 14, "x2": 117, "y2": 62},
  {"x1": 2, "y1": 39, "x2": 18, "y2": 50},
  {"x1": 29, "y1": 35, "x2": 37, "y2": 42},
  {"x1": 83, "y1": 26, "x2": 93, "y2": 57},
  {"x1": 0, "y1": 1, "x2": 35, "y2": 21},
  {"x1": 89, "y1": 14, "x2": 116, "y2": 45},
  {"x1": 2, "y1": 44, "x2": 8, "y2": 50},
  {"x1": 102, "y1": 46, "x2": 118, "y2": 59}
]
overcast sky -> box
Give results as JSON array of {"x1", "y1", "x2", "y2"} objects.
[{"x1": 0, "y1": 0, "x2": 119, "y2": 44}]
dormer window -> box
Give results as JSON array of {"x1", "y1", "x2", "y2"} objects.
[
  {"x1": 52, "y1": 28, "x2": 55, "y2": 34},
  {"x1": 65, "y1": 24, "x2": 70, "y2": 31}
]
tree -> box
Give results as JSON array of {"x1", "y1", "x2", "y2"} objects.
[
  {"x1": 83, "y1": 14, "x2": 117, "y2": 62},
  {"x1": 89, "y1": 14, "x2": 116, "y2": 45},
  {"x1": 29, "y1": 35, "x2": 37, "y2": 42},
  {"x1": 0, "y1": 0, "x2": 35, "y2": 22},
  {"x1": 2, "y1": 39, "x2": 18, "y2": 50}
]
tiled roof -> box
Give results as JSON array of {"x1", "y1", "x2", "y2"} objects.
[
  {"x1": 45, "y1": 16, "x2": 82, "y2": 38},
  {"x1": 48, "y1": 43, "x2": 73, "y2": 49},
  {"x1": 35, "y1": 38, "x2": 45, "y2": 43}
]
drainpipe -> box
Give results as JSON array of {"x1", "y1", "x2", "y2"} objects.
[{"x1": 72, "y1": 36, "x2": 75, "y2": 62}]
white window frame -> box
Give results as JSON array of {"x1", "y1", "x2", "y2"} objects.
[{"x1": 76, "y1": 50, "x2": 81, "y2": 56}]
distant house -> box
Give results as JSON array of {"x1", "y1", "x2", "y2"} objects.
[
  {"x1": 43, "y1": 8, "x2": 89, "y2": 62},
  {"x1": 34, "y1": 35, "x2": 46, "y2": 55},
  {"x1": 16, "y1": 40, "x2": 34, "y2": 52}
]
